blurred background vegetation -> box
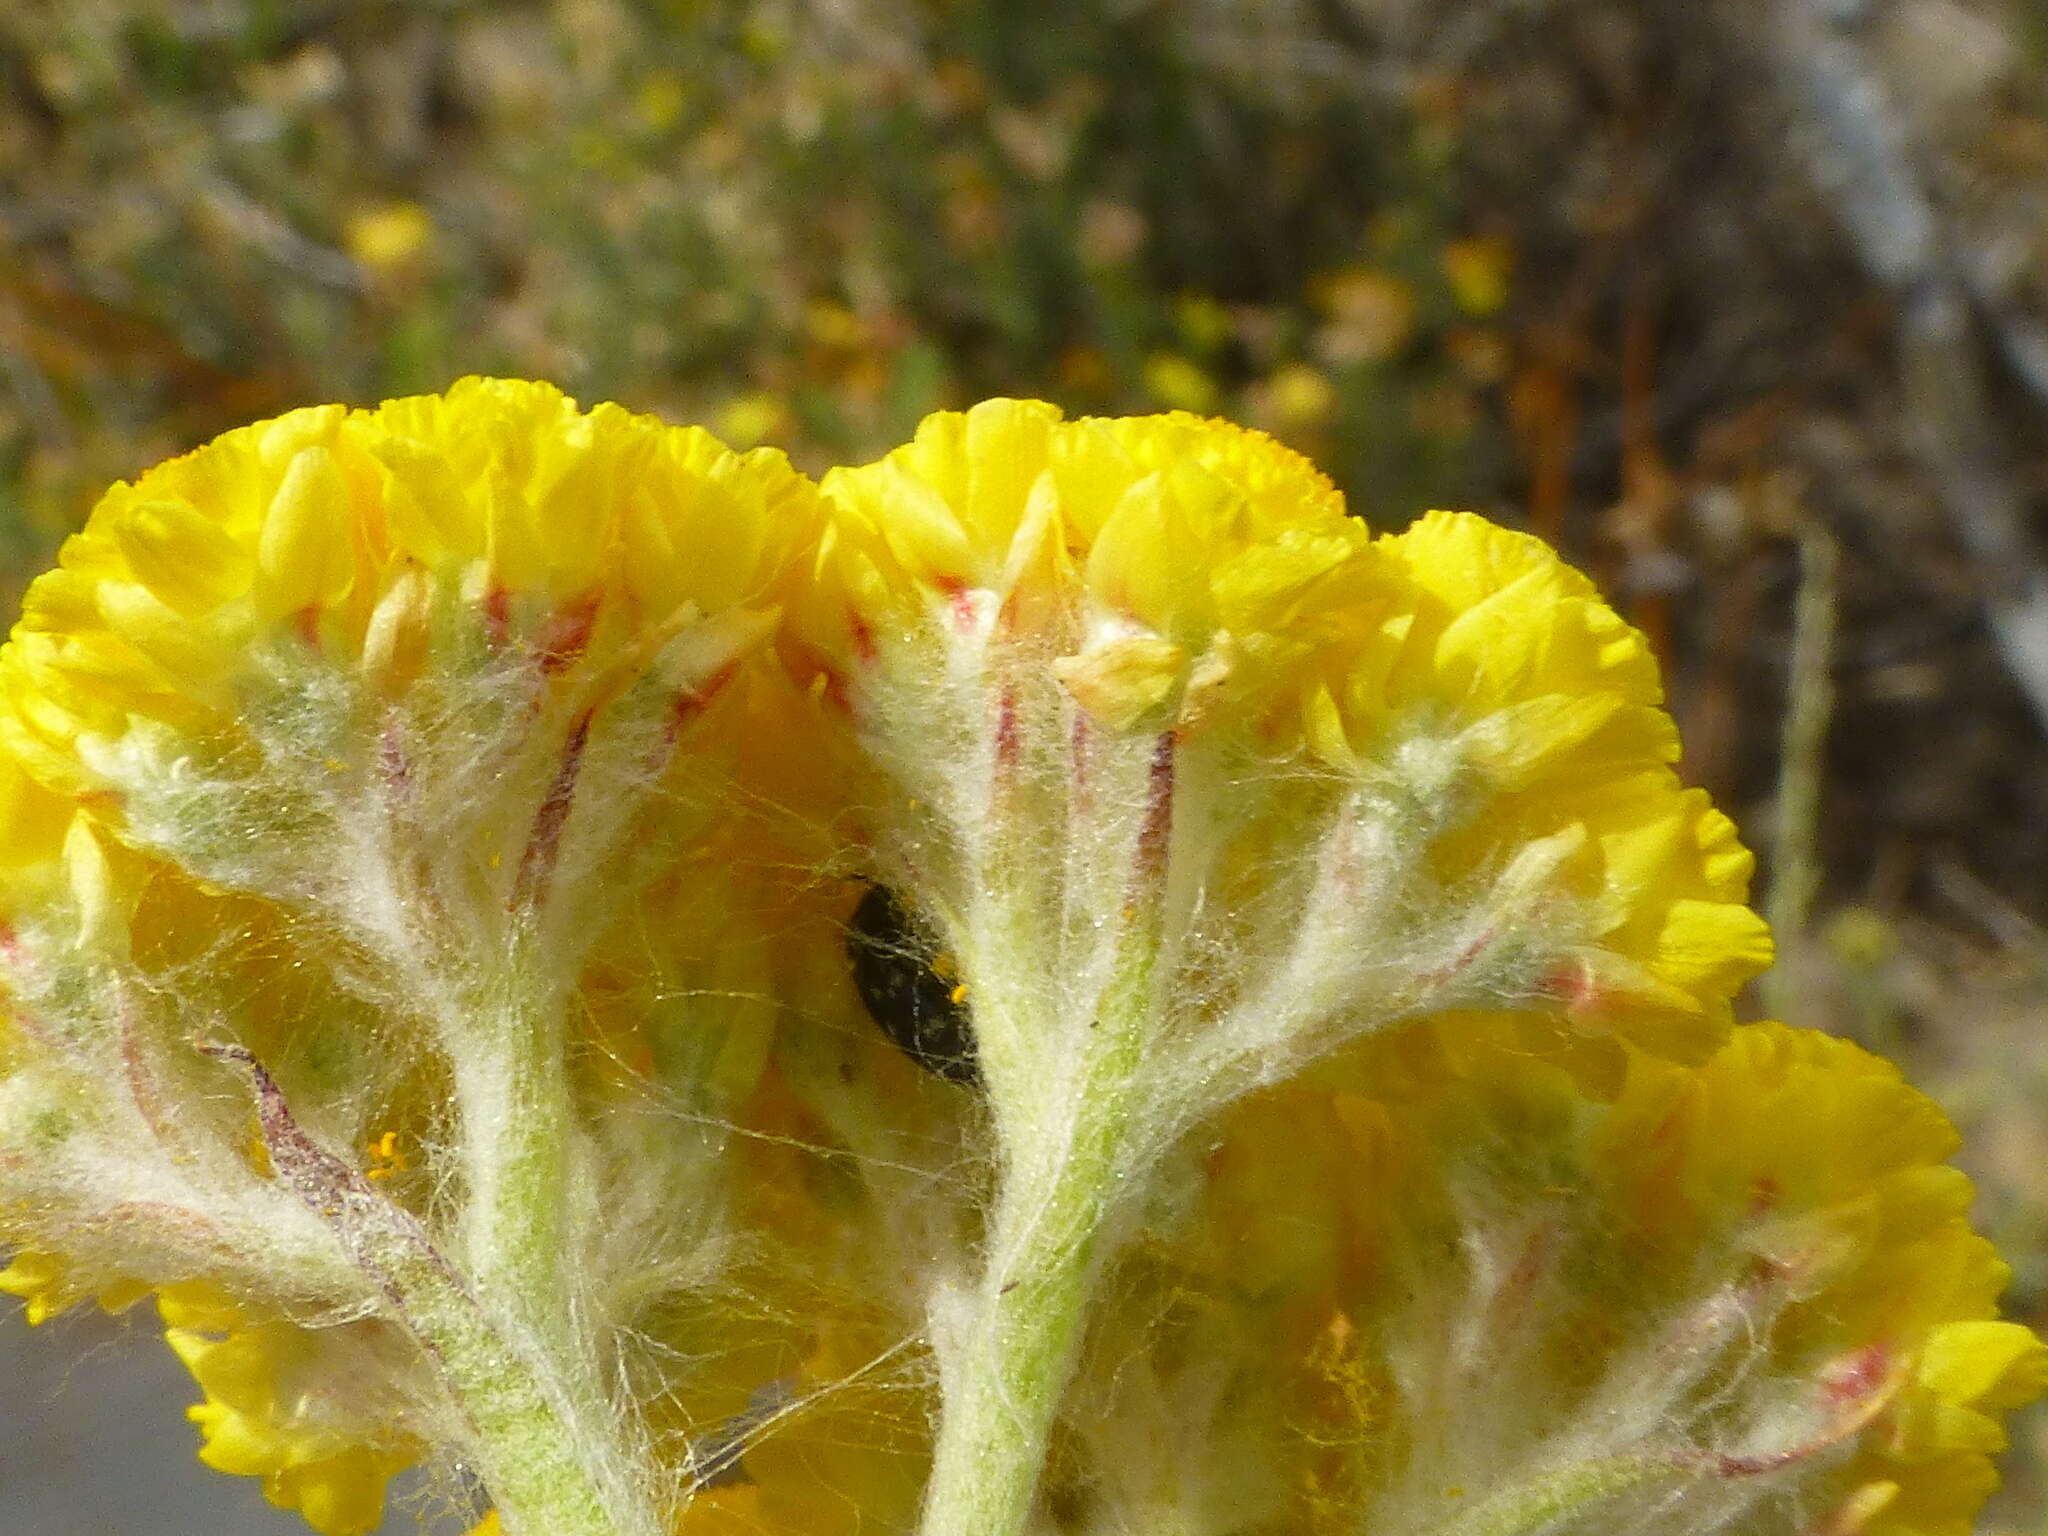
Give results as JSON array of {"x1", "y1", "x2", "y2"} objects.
[{"x1": 3, "y1": 0, "x2": 2047, "y2": 1530}]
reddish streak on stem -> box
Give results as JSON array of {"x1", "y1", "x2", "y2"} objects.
[
  {"x1": 1713, "y1": 1433, "x2": 1837, "y2": 1479},
  {"x1": 936, "y1": 576, "x2": 977, "y2": 631},
  {"x1": 848, "y1": 611, "x2": 876, "y2": 666},
  {"x1": 120, "y1": 1001, "x2": 177, "y2": 1150},
  {"x1": 1327, "y1": 819, "x2": 1361, "y2": 904},
  {"x1": 1069, "y1": 713, "x2": 1093, "y2": 813},
  {"x1": 993, "y1": 685, "x2": 1020, "y2": 776},
  {"x1": 1486, "y1": 1222, "x2": 1558, "y2": 1340},
  {"x1": 1822, "y1": 1344, "x2": 1892, "y2": 1407},
  {"x1": 1709, "y1": 1343, "x2": 1898, "y2": 1478},
  {"x1": 1541, "y1": 955, "x2": 1605, "y2": 1020},
  {"x1": 666, "y1": 663, "x2": 737, "y2": 748},
  {"x1": 1747, "y1": 1173, "x2": 1782, "y2": 1217},
  {"x1": 537, "y1": 593, "x2": 600, "y2": 675},
  {"x1": 379, "y1": 713, "x2": 414, "y2": 801},
  {"x1": 484, "y1": 585, "x2": 512, "y2": 646},
  {"x1": 1418, "y1": 923, "x2": 1500, "y2": 992},
  {"x1": 1135, "y1": 732, "x2": 1176, "y2": 887},
  {"x1": 511, "y1": 709, "x2": 593, "y2": 911}
]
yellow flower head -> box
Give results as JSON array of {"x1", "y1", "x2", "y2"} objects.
[
  {"x1": 1050, "y1": 1022, "x2": 2048, "y2": 1536},
  {"x1": 3, "y1": 377, "x2": 814, "y2": 819},
  {"x1": 1311, "y1": 510, "x2": 1771, "y2": 1086},
  {"x1": 801, "y1": 400, "x2": 1765, "y2": 1144},
  {"x1": 0, "y1": 1246, "x2": 148, "y2": 1324},
  {"x1": 0, "y1": 375, "x2": 825, "y2": 1105},
  {"x1": 0, "y1": 381, "x2": 834, "y2": 1536},
  {"x1": 345, "y1": 202, "x2": 433, "y2": 277}
]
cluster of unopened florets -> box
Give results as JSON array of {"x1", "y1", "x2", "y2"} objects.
[{"x1": 0, "y1": 382, "x2": 2038, "y2": 1536}]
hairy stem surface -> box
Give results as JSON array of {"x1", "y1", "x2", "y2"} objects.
[
  {"x1": 918, "y1": 923, "x2": 1159, "y2": 1536},
  {"x1": 453, "y1": 958, "x2": 577, "y2": 1344},
  {"x1": 212, "y1": 1041, "x2": 658, "y2": 1536}
]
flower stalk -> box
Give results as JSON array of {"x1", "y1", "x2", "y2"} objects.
[
  {"x1": 917, "y1": 1100, "x2": 1127, "y2": 1536},
  {"x1": 204, "y1": 1044, "x2": 658, "y2": 1536},
  {"x1": 447, "y1": 957, "x2": 579, "y2": 1346},
  {"x1": 1438, "y1": 1456, "x2": 1672, "y2": 1536},
  {"x1": 921, "y1": 870, "x2": 1165, "y2": 1536}
]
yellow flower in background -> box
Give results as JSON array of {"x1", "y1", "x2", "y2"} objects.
[
  {"x1": 1314, "y1": 265, "x2": 1417, "y2": 364},
  {"x1": 1262, "y1": 361, "x2": 1339, "y2": 427},
  {"x1": 713, "y1": 390, "x2": 788, "y2": 448},
  {"x1": 633, "y1": 70, "x2": 689, "y2": 133},
  {"x1": 1443, "y1": 234, "x2": 1515, "y2": 317},
  {"x1": 1141, "y1": 350, "x2": 1219, "y2": 413},
  {"x1": 345, "y1": 202, "x2": 433, "y2": 277},
  {"x1": 0, "y1": 384, "x2": 2033, "y2": 1536},
  {"x1": 1171, "y1": 293, "x2": 1234, "y2": 354}
]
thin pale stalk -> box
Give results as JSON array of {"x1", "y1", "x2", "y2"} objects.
[{"x1": 207, "y1": 1041, "x2": 661, "y2": 1536}]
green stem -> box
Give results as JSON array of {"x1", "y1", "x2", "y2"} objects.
[
  {"x1": 917, "y1": 1078, "x2": 1135, "y2": 1536},
  {"x1": 454, "y1": 962, "x2": 575, "y2": 1344},
  {"x1": 918, "y1": 930, "x2": 1158, "y2": 1536},
  {"x1": 388, "y1": 1233, "x2": 658, "y2": 1536},
  {"x1": 1763, "y1": 519, "x2": 1838, "y2": 1022},
  {"x1": 210, "y1": 1041, "x2": 656, "y2": 1536},
  {"x1": 438, "y1": 965, "x2": 652, "y2": 1532},
  {"x1": 1437, "y1": 1456, "x2": 1671, "y2": 1536}
]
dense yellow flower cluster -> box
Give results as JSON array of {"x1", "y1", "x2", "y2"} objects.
[
  {"x1": 1064, "y1": 1022, "x2": 2048, "y2": 1536},
  {"x1": 808, "y1": 403, "x2": 1767, "y2": 1106},
  {"x1": 0, "y1": 380, "x2": 831, "y2": 1534},
  {"x1": 0, "y1": 382, "x2": 2035, "y2": 1536}
]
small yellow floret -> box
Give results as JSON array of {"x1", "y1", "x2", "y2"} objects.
[
  {"x1": 0, "y1": 1248, "x2": 148, "y2": 1324},
  {"x1": 162, "y1": 1292, "x2": 420, "y2": 1536}
]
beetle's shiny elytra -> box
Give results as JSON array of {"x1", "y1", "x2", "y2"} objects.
[{"x1": 846, "y1": 885, "x2": 981, "y2": 1086}]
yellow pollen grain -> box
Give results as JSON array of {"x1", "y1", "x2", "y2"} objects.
[
  {"x1": 949, "y1": 983, "x2": 970, "y2": 1005},
  {"x1": 365, "y1": 1130, "x2": 407, "y2": 1182}
]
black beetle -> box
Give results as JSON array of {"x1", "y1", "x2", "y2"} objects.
[{"x1": 845, "y1": 885, "x2": 981, "y2": 1086}]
